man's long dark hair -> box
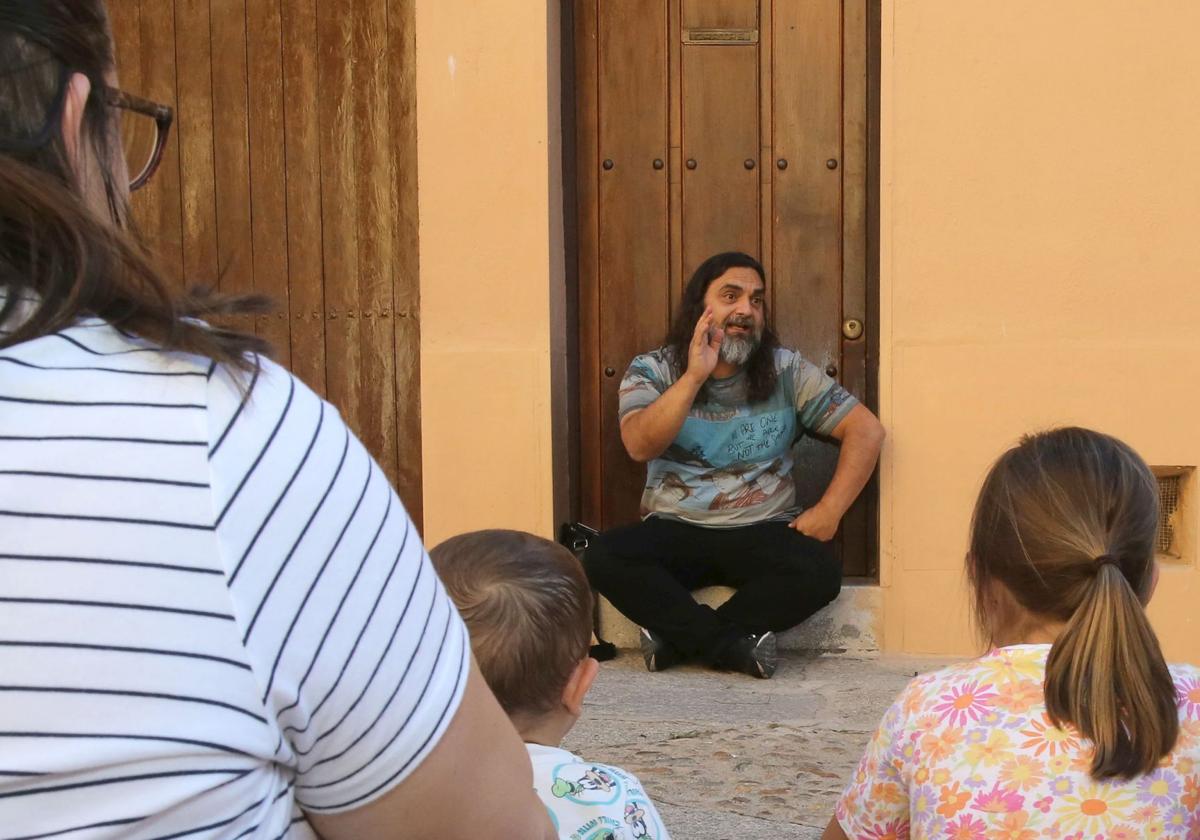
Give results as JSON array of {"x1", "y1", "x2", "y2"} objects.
[
  {"x1": 0, "y1": 1, "x2": 267, "y2": 369},
  {"x1": 665, "y1": 251, "x2": 779, "y2": 403}
]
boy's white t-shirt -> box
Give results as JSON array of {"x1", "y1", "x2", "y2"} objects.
[{"x1": 527, "y1": 743, "x2": 672, "y2": 840}]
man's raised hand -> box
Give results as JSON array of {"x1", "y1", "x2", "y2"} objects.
[
  {"x1": 685, "y1": 308, "x2": 722, "y2": 385},
  {"x1": 620, "y1": 308, "x2": 718, "y2": 462}
]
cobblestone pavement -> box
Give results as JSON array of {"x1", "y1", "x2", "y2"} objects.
[{"x1": 562, "y1": 650, "x2": 953, "y2": 839}]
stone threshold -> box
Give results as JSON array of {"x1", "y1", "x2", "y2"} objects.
[{"x1": 597, "y1": 583, "x2": 881, "y2": 656}]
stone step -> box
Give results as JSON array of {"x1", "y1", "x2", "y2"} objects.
[{"x1": 596, "y1": 583, "x2": 880, "y2": 656}]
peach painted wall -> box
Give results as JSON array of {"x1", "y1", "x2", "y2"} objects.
[
  {"x1": 877, "y1": 0, "x2": 1200, "y2": 662},
  {"x1": 416, "y1": 1, "x2": 562, "y2": 546}
]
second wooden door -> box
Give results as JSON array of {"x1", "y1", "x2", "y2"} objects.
[{"x1": 576, "y1": 0, "x2": 873, "y2": 575}]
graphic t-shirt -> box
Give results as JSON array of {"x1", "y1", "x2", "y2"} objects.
[
  {"x1": 836, "y1": 644, "x2": 1200, "y2": 839},
  {"x1": 618, "y1": 347, "x2": 857, "y2": 526},
  {"x1": 528, "y1": 743, "x2": 671, "y2": 840}
]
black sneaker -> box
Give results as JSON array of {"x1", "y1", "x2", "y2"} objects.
[
  {"x1": 639, "y1": 627, "x2": 683, "y2": 672},
  {"x1": 710, "y1": 630, "x2": 777, "y2": 679}
]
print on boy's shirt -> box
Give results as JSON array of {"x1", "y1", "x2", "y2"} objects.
[
  {"x1": 623, "y1": 800, "x2": 657, "y2": 839},
  {"x1": 551, "y1": 765, "x2": 621, "y2": 806},
  {"x1": 569, "y1": 817, "x2": 621, "y2": 840},
  {"x1": 531, "y1": 745, "x2": 671, "y2": 840}
]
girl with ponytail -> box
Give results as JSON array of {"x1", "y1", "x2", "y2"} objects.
[{"x1": 825, "y1": 428, "x2": 1200, "y2": 839}]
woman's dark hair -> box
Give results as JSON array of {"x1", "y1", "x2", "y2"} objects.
[
  {"x1": 968, "y1": 427, "x2": 1178, "y2": 780},
  {"x1": 665, "y1": 251, "x2": 779, "y2": 403},
  {"x1": 0, "y1": 1, "x2": 267, "y2": 368}
]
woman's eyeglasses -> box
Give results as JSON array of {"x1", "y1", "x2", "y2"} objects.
[
  {"x1": 103, "y1": 87, "x2": 172, "y2": 192},
  {"x1": 0, "y1": 66, "x2": 173, "y2": 193}
]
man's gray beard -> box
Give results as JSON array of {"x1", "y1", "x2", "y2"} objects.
[{"x1": 719, "y1": 333, "x2": 759, "y2": 366}]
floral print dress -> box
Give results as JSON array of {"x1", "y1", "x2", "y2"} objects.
[{"x1": 836, "y1": 644, "x2": 1200, "y2": 839}]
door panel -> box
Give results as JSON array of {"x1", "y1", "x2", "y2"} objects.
[
  {"x1": 770, "y1": 1, "x2": 851, "y2": 549},
  {"x1": 681, "y1": 42, "x2": 761, "y2": 278},
  {"x1": 839, "y1": 0, "x2": 872, "y2": 571},
  {"x1": 576, "y1": 0, "x2": 604, "y2": 536},
  {"x1": 111, "y1": 0, "x2": 424, "y2": 524},
  {"x1": 772, "y1": 0, "x2": 843, "y2": 367},
  {"x1": 681, "y1": 0, "x2": 758, "y2": 30},
  {"x1": 596, "y1": 0, "x2": 671, "y2": 527}
]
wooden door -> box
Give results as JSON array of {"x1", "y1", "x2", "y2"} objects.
[
  {"x1": 575, "y1": 0, "x2": 874, "y2": 576},
  {"x1": 106, "y1": 0, "x2": 425, "y2": 526}
]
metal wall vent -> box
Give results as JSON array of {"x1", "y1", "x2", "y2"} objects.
[
  {"x1": 1157, "y1": 474, "x2": 1181, "y2": 555},
  {"x1": 1153, "y1": 466, "x2": 1192, "y2": 560}
]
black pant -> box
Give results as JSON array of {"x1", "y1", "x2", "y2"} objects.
[{"x1": 581, "y1": 517, "x2": 841, "y2": 658}]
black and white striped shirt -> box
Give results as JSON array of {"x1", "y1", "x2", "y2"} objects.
[{"x1": 0, "y1": 297, "x2": 469, "y2": 838}]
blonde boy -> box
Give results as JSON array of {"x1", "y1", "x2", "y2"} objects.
[{"x1": 431, "y1": 530, "x2": 671, "y2": 840}]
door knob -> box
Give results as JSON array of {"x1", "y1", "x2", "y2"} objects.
[
  {"x1": 777, "y1": 158, "x2": 788, "y2": 170},
  {"x1": 686, "y1": 158, "x2": 697, "y2": 170},
  {"x1": 826, "y1": 158, "x2": 839, "y2": 170},
  {"x1": 825, "y1": 364, "x2": 838, "y2": 378},
  {"x1": 604, "y1": 367, "x2": 616, "y2": 378},
  {"x1": 653, "y1": 158, "x2": 664, "y2": 170},
  {"x1": 843, "y1": 318, "x2": 864, "y2": 340},
  {"x1": 744, "y1": 158, "x2": 756, "y2": 170},
  {"x1": 602, "y1": 159, "x2": 614, "y2": 170}
]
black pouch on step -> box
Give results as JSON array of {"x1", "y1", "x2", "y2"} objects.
[{"x1": 558, "y1": 522, "x2": 617, "y2": 662}]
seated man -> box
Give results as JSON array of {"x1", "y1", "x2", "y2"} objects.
[{"x1": 582, "y1": 251, "x2": 885, "y2": 679}]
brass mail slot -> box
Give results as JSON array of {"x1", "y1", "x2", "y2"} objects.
[{"x1": 682, "y1": 28, "x2": 759, "y2": 45}]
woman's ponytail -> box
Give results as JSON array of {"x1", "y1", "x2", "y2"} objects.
[{"x1": 1045, "y1": 561, "x2": 1178, "y2": 780}]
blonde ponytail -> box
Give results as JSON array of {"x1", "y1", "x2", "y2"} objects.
[{"x1": 1045, "y1": 561, "x2": 1178, "y2": 779}]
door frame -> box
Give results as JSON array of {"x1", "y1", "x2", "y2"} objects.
[{"x1": 557, "y1": 0, "x2": 882, "y2": 580}]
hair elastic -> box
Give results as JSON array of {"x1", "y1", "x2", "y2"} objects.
[{"x1": 1093, "y1": 553, "x2": 1121, "y2": 568}]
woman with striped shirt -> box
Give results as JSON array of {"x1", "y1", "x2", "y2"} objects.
[{"x1": 0, "y1": 2, "x2": 554, "y2": 837}]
